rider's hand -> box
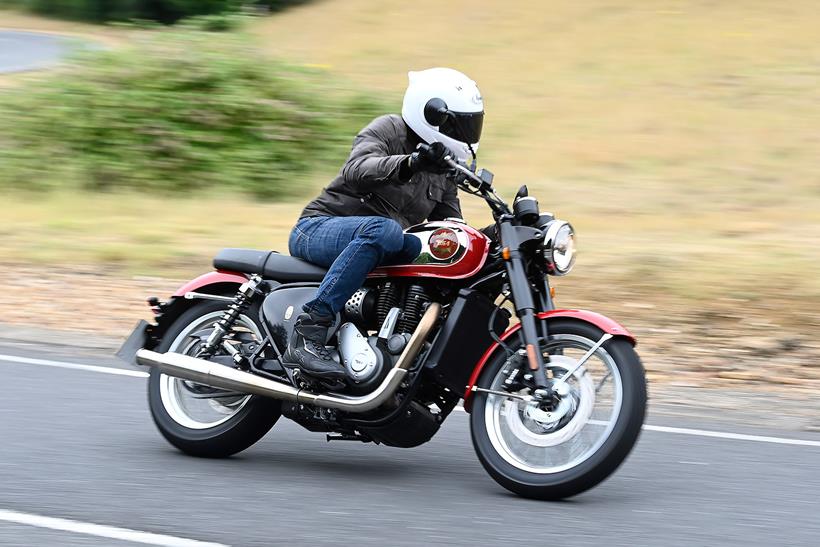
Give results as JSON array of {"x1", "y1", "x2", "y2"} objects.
[{"x1": 408, "y1": 142, "x2": 453, "y2": 175}]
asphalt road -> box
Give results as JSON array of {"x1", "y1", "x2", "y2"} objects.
[
  {"x1": 1, "y1": 342, "x2": 818, "y2": 546},
  {"x1": 0, "y1": 30, "x2": 71, "y2": 73}
]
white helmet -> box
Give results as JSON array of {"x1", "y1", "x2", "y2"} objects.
[{"x1": 401, "y1": 67, "x2": 484, "y2": 162}]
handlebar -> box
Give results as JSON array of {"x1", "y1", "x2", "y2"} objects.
[
  {"x1": 416, "y1": 142, "x2": 486, "y2": 188},
  {"x1": 443, "y1": 156, "x2": 484, "y2": 187},
  {"x1": 416, "y1": 143, "x2": 510, "y2": 217}
]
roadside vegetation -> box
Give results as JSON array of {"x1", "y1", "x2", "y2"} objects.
[
  {"x1": 3, "y1": 1, "x2": 306, "y2": 23},
  {"x1": 0, "y1": 0, "x2": 819, "y2": 319},
  {"x1": 0, "y1": 25, "x2": 384, "y2": 198}
]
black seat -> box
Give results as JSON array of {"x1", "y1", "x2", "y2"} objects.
[{"x1": 213, "y1": 248, "x2": 327, "y2": 282}]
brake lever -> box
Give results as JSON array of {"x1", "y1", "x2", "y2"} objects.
[
  {"x1": 444, "y1": 156, "x2": 478, "y2": 181},
  {"x1": 444, "y1": 156, "x2": 491, "y2": 191}
]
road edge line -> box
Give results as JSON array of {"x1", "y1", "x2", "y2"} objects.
[
  {"x1": 4, "y1": 352, "x2": 820, "y2": 448},
  {"x1": 0, "y1": 508, "x2": 227, "y2": 547},
  {"x1": 0, "y1": 354, "x2": 147, "y2": 378}
]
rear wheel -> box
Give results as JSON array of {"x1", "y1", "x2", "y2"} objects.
[
  {"x1": 470, "y1": 319, "x2": 646, "y2": 499},
  {"x1": 147, "y1": 300, "x2": 281, "y2": 458}
]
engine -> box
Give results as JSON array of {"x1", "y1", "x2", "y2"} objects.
[
  {"x1": 338, "y1": 282, "x2": 432, "y2": 394},
  {"x1": 335, "y1": 322, "x2": 389, "y2": 393},
  {"x1": 261, "y1": 281, "x2": 433, "y2": 395},
  {"x1": 344, "y1": 282, "x2": 431, "y2": 334}
]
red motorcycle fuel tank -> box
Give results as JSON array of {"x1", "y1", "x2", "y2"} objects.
[{"x1": 370, "y1": 220, "x2": 490, "y2": 279}]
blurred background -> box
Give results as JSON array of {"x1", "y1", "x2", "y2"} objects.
[
  {"x1": 1, "y1": 2, "x2": 819, "y2": 545},
  {"x1": 3, "y1": 0, "x2": 819, "y2": 418}
]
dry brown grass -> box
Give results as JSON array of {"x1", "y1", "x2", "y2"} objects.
[{"x1": 245, "y1": 0, "x2": 820, "y2": 303}]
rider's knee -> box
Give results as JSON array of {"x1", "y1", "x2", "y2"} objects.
[
  {"x1": 400, "y1": 234, "x2": 422, "y2": 262},
  {"x1": 360, "y1": 217, "x2": 404, "y2": 255}
]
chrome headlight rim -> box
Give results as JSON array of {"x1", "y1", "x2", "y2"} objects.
[{"x1": 543, "y1": 220, "x2": 576, "y2": 276}]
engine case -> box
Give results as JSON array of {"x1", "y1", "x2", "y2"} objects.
[{"x1": 336, "y1": 323, "x2": 390, "y2": 393}]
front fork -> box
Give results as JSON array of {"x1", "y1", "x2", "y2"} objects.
[{"x1": 503, "y1": 242, "x2": 552, "y2": 396}]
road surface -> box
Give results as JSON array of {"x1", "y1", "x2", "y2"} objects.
[
  {"x1": 0, "y1": 341, "x2": 818, "y2": 546},
  {"x1": 0, "y1": 30, "x2": 72, "y2": 73}
]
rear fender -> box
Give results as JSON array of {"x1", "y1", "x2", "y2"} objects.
[
  {"x1": 172, "y1": 270, "x2": 248, "y2": 296},
  {"x1": 462, "y1": 309, "x2": 636, "y2": 411}
]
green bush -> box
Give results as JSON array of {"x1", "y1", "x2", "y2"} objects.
[
  {"x1": 11, "y1": 1, "x2": 309, "y2": 23},
  {"x1": 16, "y1": 1, "x2": 227, "y2": 23},
  {"x1": 0, "y1": 30, "x2": 388, "y2": 199},
  {"x1": 254, "y1": 0, "x2": 311, "y2": 13}
]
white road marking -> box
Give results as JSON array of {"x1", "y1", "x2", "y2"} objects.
[
  {"x1": 0, "y1": 509, "x2": 227, "y2": 547},
  {"x1": 0, "y1": 354, "x2": 147, "y2": 378},
  {"x1": 678, "y1": 460, "x2": 710, "y2": 466},
  {"x1": 457, "y1": 406, "x2": 820, "y2": 447},
  {"x1": 4, "y1": 352, "x2": 820, "y2": 448},
  {"x1": 639, "y1": 424, "x2": 820, "y2": 448}
]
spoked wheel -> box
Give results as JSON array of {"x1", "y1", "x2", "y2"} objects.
[
  {"x1": 148, "y1": 300, "x2": 281, "y2": 458},
  {"x1": 470, "y1": 319, "x2": 646, "y2": 499}
]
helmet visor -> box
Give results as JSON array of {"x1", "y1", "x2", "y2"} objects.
[{"x1": 439, "y1": 111, "x2": 484, "y2": 145}]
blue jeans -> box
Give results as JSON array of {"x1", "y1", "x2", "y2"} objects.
[{"x1": 289, "y1": 216, "x2": 422, "y2": 318}]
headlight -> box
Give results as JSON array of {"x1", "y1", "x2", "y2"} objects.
[{"x1": 543, "y1": 220, "x2": 576, "y2": 275}]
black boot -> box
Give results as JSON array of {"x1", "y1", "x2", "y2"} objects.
[{"x1": 283, "y1": 312, "x2": 346, "y2": 381}]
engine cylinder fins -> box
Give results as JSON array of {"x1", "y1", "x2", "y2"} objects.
[
  {"x1": 376, "y1": 282, "x2": 400, "y2": 325},
  {"x1": 398, "y1": 284, "x2": 430, "y2": 334}
]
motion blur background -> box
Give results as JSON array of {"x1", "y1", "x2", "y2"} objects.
[{"x1": 1, "y1": 0, "x2": 818, "y2": 418}]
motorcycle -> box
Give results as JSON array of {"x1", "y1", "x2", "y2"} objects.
[{"x1": 118, "y1": 149, "x2": 647, "y2": 500}]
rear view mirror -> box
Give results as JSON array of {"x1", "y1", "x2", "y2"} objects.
[{"x1": 424, "y1": 98, "x2": 449, "y2": 127}]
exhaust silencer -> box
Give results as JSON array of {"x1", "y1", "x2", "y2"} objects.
[{"x1": 135, "y1": 303, "x2": 440, "y2": 413}]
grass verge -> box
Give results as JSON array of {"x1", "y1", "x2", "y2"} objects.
[{"x1": 1, "y1": 1, "x2": 819, "y2": 323}]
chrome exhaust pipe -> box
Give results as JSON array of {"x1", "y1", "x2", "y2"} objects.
[{"x1": 135, "y1": 303, "x2": 440, "y2": 413}]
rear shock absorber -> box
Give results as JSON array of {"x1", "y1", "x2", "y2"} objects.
[
  {"x1": 198, "y1": 274, "x2": 262, "y2": 359},
  {"x1": 398, "y1": 284, "x2": 429, "y2": 333}
]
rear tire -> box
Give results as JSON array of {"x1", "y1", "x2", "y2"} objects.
[
  {"x1": 147, "y1": 300, "x2": 281, "y2": 458},
  {"x1": 470, "y1": 319, "x2": 646, "y2": 499}
]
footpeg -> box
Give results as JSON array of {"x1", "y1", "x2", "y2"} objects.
[{"x1": 326, "y1": 434, "x2": 369, "y2": 443}]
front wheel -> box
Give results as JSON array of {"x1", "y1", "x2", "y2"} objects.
[
  {"x1": 147, "y1": 300, "x2": 281, "y2": 458},
  {"x1": 470, "y1": 319, "x2": 647, "y2": 499}
]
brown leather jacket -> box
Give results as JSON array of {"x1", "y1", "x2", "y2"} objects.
[{"x1": 299, "y1": 114, "x2": 462, "y2": 228}]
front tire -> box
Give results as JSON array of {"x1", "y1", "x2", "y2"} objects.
[
  {"x1": 147, "y1": 300, "x2": 281, "y2": 458},
  {"x1": 470, "y1": 319, "x2": 646, "y2": 499}
]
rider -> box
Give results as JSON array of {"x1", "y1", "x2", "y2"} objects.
[{"x1": 283, "y1": 67, "x2": 484, "y2": 381}]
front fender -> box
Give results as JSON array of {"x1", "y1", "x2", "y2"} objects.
[{"x1": 462, "y1": 309, "x2": 636, "y2": 411}]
